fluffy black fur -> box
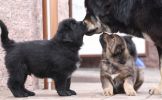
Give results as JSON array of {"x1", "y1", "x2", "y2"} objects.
[
  {"x1": 0, "y1": 19, "x2": 87, "y2": 97},
  {"x1": 84, "y1": 0, "x2": 162, "y2": 94},
  {"x1": 84, "y1": 0, "x2": 162, "y2": 45}
]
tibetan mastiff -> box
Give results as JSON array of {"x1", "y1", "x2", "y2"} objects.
[
  {"x1": 99, "y1": 33, "x2": 144, "y2": 96},
  {"x1": 84, "y1": 0, "x2": 162, "y2": 95},
  {"x1": 0, "y1": 19, "x2": 87, "y2": 97}
]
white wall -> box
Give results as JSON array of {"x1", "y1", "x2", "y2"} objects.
[{"x1": 72, "y1": 0, "x2": 102, "y2": 55}]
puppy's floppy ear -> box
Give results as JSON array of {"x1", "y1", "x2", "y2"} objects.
[
  {"x1": 55, "y1": 32, "x2": 73, "y2": 43},
  {"x1": 99, "y1": 34, "x2": 106, "y2": 49}
]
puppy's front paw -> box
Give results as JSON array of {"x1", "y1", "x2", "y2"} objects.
[
  {"x1": 57, "y1": 90, "x2": 72, "y2": 96},
  {"x1": 149, "y1": 86, "x2": 162, "y2": 95},
  {"x1": 24, "y1": 89, "x2": 35, "y2": 96},
  {"x1": 124, "y1": 86, "x2": 136, "y2": 96},
  {"x1": 103, "y1": 87, "x2": 113, "y2": 96},
  {"x1": 67, "y1": 89, "x2": 77, "y2": 95},
  {"x1": 124, "y1": 80, "x2": 136, "y2": 96}
]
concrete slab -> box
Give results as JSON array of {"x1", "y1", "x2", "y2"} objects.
[{"x1": 0, "y1": 68, "x2": 162, "y2": 100}]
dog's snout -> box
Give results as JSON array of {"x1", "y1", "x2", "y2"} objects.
[
  {"x1": 83, "y1": 14, "x2": 103, "y2": 36},
  {"x1": 82, "y1": 21, "x2": 87, "y2": 26},
  {"x1": 83, "y1": 19, "x2": 90, "y2": 26}
]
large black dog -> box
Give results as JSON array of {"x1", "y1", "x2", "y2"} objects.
[
  {"x1": 0, "y1": 19, "x2": 87, "y2": 97},
  {"x1": 84, "y1": 0, "x2": 162, "y2": 95}
]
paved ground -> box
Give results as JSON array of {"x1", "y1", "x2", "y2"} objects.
[{"x1": 0, "y1": 68, "x2": 162, "y2": 100}]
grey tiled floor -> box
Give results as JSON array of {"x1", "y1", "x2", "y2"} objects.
[{"x1": 0, "y1": 68, "x2": 162, "y2": 100}]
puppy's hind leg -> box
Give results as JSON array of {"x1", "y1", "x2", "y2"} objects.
[
  {"x1": 22, "y1": 75, "x2": 35, "y2": 96},
  {"x1": 134, "y1": 68, "x2": 144, "y2": 91},
  {"x1": 7, "y1": 63, "x2": 33, "y2": 97}
]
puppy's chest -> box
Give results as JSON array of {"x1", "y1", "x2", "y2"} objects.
[
  {"x1": 75, "y1": 61, "x2": 80, "y2": 69},
  {"x1": 108, "y1": 67, "x2": 120, "y2": 80},
  {"x1": 64, "y1": 56, "x2": 80, "y2": 76}
]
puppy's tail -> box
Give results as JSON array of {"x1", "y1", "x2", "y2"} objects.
[{"x1": 0, "y1": 20, "x2": 15, "y2": 51}]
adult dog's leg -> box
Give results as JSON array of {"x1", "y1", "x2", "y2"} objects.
[
  {"x1": 66, "y1": 78, "x2": 76, "y2": 95},
  {"x1": 149, "y1": 46, "x2": 162, "y2": 95}
]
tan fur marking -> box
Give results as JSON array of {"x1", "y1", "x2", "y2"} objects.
[
  {"x1": 124, "y1": 79, "x2": 136, "y2": 96},
  {"x1": 103, "y1": 82, "x2": 113, "y2": 96}
]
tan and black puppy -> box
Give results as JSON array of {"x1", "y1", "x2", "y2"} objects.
[{"x1": 99, "y1": 33, "x2": 144, "y2": 96}]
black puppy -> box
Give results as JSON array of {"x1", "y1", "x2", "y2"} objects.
[{"x1": 0, "y1": 19, "x2": 87, "y2": 97}]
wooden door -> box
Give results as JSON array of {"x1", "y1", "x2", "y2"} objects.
[
  {"x1": 43, "y1": 0, "x2": 58, "y2": 40},
  {"x1": 42, "y1": 0, "x2": 58, "y2": 89}
]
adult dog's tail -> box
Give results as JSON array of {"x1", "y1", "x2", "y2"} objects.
[{"x1": 0, "y1": 20, "x2": 14, "y2": 51}]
